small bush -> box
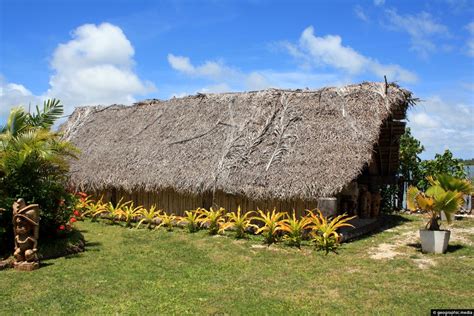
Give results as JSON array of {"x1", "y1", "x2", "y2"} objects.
[
  {"x1": 157, "y1": 213, "x2": 177, "y2": 231},
  {"x1": 280, "y1": 211, "x2": 311, "y2": 248},
  {"x1": 219, "y1": 206, "x2": 256, "y2": 238},
  {"x1": 307, "y1": 210, "x2": 355, "y2": 254},
  {"x1": 180, "y1": 209, "x2": 204, "y2": 233},
  {"x1": 253, "y1": 208, "x2": 287, "y2": 245},
  {"x1": 137, "y1": 205, "x2": 161, "y2": 229},
  {"x1": 198, "y1": 207, "x2": 225, "y2": 235}
]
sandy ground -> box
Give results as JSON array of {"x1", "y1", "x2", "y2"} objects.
[{"x1": 368, "y1": 221, "x2": 474, "y2": 269}]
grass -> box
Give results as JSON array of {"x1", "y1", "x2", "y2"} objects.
[
  {"x1": 1, "y1": 214, "x2": 473, "y2": 314},
  {"x1": 38, "y1": 229, "x2": 85, "y2": 260}
]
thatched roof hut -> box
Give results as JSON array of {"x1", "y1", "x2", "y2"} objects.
[{"x1": 62, "y1": 82, "x2": 412, "y2": 216}]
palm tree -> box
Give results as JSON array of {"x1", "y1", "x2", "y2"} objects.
[
  {"x1": 406, "y1": 174, "x2": 470, "y2": 230},
  {"x1": 427, "y1": 174, "x2": 473, "y2": 196},
  {"x1": 0, "y1": 99, "x2": 78, "y2": 234},
  {"x1": 0, "y1": 99, "x2": 77, "y2": 177}
]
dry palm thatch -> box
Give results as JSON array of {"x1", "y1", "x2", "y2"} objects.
[{"x1": 62, "y1": 82, "x2": 413, "y2": 201}]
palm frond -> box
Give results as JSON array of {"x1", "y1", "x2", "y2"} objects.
[
  {"x1": 5, "y1": 107, "x2": 28, "y2": 136},
  {"x1": 406, "y1": 186, "x2": 420, "y2": 212},
  {"x1": 27, "y1": 99, "x2": 64, "y2": 128}
]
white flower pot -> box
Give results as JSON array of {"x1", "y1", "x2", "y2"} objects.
[{"x1": 419, "y1": 229, "x2": 450, "y2": 254}]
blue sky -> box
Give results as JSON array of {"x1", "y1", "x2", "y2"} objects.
[{"x1": 0, "y1": 0, "x2": 473, "y2": 159}]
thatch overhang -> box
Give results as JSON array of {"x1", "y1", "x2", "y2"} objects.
[{"x1": 62, "y1": 82, "x2": 413, "y2": 201}]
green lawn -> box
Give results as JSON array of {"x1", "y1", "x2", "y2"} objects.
[{"x1": 1, "y1": 215, "x2": 473, "y2": 315}]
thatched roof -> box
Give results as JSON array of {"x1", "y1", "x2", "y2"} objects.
[{"x1": 62, "y1": 82, "x2": 412, "y2": 200}]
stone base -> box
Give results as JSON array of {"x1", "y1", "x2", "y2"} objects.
[{"x1": 13, "y1": 261, "x2": 39, "y2": 271}]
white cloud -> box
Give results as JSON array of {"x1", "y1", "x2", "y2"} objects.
[
  {"x1": 46, "y1": 23, "x2": 155, "y2": 113},
  {"x1": 167, "y1": 52, "x2": 343, "y2": 94},
  {"x1": 354, "y1": 5, "x2": 369, "y2": 22},
  {"x1": 410, "y1": 112, "x2": 440, "y2": 128},
  {"x1": 384, "y1": 9, "x2": 449, "y2": 58},
  {"x1": 374, "y1": 0, "x2": 385, "y2": 6},
  {"x1": 284, "y1": 26, "x2": 417, "y2": 83},
  {"x1": 167, "y1": 26, "x2": 416, "y2": 96},
  {"x1": 168, "y1": 54, "x2": 239, "y2": 80},
  {"x1": 297, "y1": 26, "x2": 367, "y2": 74},
  {"x1": 0, "y1": 75, "x2": 41, "y2": 118},
  {"x1": 465, "y1": 22, "x2": 474, "y2": 57},
  {"x1": 0, "y1": 23, "x2": 156, "y2": 121},
  {"x1": 167, "y1": 54, "x2": 195, "y2": 74},
  {"x1": 408, "y1": 96, "x2": 474, "y2": 159}
]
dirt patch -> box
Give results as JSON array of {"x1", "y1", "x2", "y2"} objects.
[
  {"x1": 250, "y1": 244, "x2": 267, "y2": 249},
  {"x1": 412, "y1": 258, "x2": 436, "y2": 269},
  {"x1": 368, "y1": 222, "x2": 473, "y2": 269},
  {"x1": 450, "y1": 227, "x2": 474, "y2": 246},
  {"x1": 249, "y1": 244, "x2": 288, "y2": 253},
  {"x1": 369, "y1": 243, "x2": 401, "y2": 260},
  {"x1": 369, "y1": 231, "x2": 417, "y2": 260}
]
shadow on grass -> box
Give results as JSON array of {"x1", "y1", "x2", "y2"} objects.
[
  {"x1": 40, "y1": 262, "x2": 54, "y2": 268},
  {"x1": 446, "y1": 244, "x2": 466, "y2": 253},
  {"x1": 407, "y1": 242, "x2": 421, "y2": 251},
  {"x1": 85, "y1": 241, "x2": 101, "y2": 247},
  {"x1": 380, "y1": 214, "x2": 412, "y2": 228},
  {"x1": 64, "y1": 253, "x2": 84, "y2": 259},
  {"x1": 407, "y1": 242, "x2": 466, "y2": 253},
  {"x1": 85, "y1": 241, "x2": 102, "y2": 250},
  {"x1": 346, "y1": 214, "x2": 411, "y2": 242},
  {"x1": 39, "y1": 229, "x2": 85, "y2": 260}
]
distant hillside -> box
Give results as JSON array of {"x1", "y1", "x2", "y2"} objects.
[{"x1": 460, "y1": 158, "x2": 474, "y2": 165}]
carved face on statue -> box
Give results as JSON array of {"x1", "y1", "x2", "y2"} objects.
[{"x1": 14, "y1": 216, "x2": 32, "y2": 235}]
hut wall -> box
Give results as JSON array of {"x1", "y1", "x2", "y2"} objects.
[{"x1": 93, "y1": 188, "x2": 318, "y2": 216}]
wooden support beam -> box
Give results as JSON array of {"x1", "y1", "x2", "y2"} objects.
[{"x1": 388, "y1": 120, "x2": 393, "y2": 174}]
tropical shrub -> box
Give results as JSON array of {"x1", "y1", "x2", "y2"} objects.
[
  {"x1": 407, "y1": 174, "x2": 472, "y2": 230},
  {"x1": 307, "y1": 209, "x2": 355, "y2": 254},
  {"x1": 219, "y1": 206, "x2": 256, "y2": 238},
  {"x1": 180, "y1": 209, "x2": 204, "y2": 233},
  {"x1": 158, "y1": 213, "x2": 177, "y2": 231},
  {"x1": 280, "y1": 211, "x2": 312, "y2": 248},
  {"x1": 116, "y1": 202, "x2": 143, "y2": 227},
  {"x1": 105, "y1": 198, "x2": 132, "y2": 225},
  {"x1": 198, "y1": 207, "x2": 226, "y2": 235},
  {"x1": 0, "y1": 100, "x2": 78, "y2": 238},
  {"x1": 253, "y1": 208, "x2": 287, "y2": 245},
  {"x1": 82, "y1": 197, "x2": 107, "y2": 221},
  {"x1": 0, "y1": 205, "x2": 9, "y2": 255},
  {"x1": 75, "y1": 192, "x2": 93, "y2": 212},
  {"x1": 137, "y1": 205, "x2": 161, "y2": 229}
]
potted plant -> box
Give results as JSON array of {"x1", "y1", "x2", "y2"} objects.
[{"x1": 407, "y1": 174, "x2": 473, "y2": 254}]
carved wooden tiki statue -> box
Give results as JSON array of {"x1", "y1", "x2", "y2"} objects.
[{"x1": 12, "y1": 198, "x2": 40, "y2": 271}]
